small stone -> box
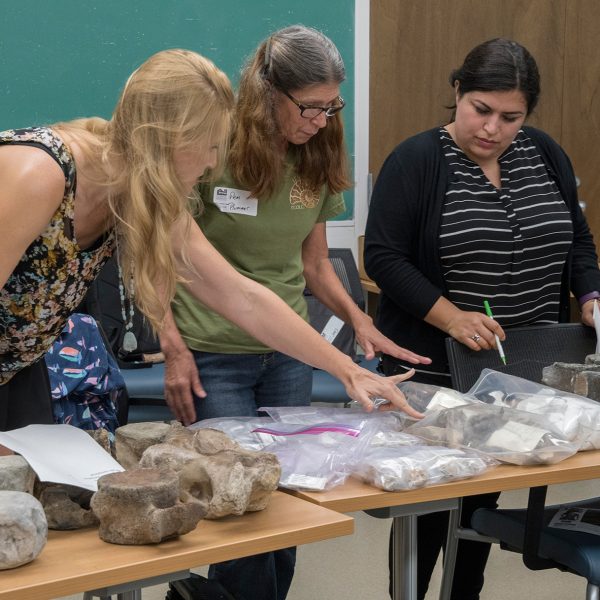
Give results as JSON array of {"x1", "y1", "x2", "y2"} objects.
[
  {"x1": 115, "y1": 422, "x2": 171, "y2": 469},
  {"x1": 36, "y1": 483, "x2": 98, "y2": 530},
  {"x1": 585, "y1": 354, "x2": 600, "y2": 366},
  {"x1": 193, "y1": 428, "x2": 241, "y2": 455},
  {"x1": 0, "y1": 491, "x2": 47, "y2": 569},
  {"x1": 574, "y1": 371, "x2": 600, "y2": 401},
  {"x1": 0, "y1": 455, "x2": 36, "y2": 494}
]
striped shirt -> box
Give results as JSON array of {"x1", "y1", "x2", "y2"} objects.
[{"x1": 438, "y1": 127, "x2": 573, "y2": 326}]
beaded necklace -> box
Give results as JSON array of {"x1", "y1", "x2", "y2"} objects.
[{"x1": 115, "y1": 238, "x2": 138, "y2": 353}]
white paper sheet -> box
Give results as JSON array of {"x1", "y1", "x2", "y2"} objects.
[{"x1": 0, "y1": 424, "x2": 124, "y2": 491}]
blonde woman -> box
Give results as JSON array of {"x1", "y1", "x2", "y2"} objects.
[{"x1": 0, "y1": 48, "x2": 420, "y2": 432}]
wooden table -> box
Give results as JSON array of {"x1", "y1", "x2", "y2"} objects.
[
  {"x1": 0, "y1": 491, "x2": 353, "y2": 600},
  {"x1": 288, "y1": 449, "x2": 600, "y2": 600}
]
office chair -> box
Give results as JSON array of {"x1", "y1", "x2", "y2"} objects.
[
  {"x1": 306, "y1": 248, "x2": 381, "y2": 404},
  {"x1": 440, "y1": 323, "x2": 600, "y2": 600}
]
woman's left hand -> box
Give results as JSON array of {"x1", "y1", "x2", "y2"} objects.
[
  {"x1": 581, "y1": 299, "x2": 597, "y2": 327},
  {"x1": 354, "y1": 315, "x2": 432, "y2": 364}
]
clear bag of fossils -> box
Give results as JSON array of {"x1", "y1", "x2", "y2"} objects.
[
  {"x1": 406, "y1": 403, "x2": 580, "y2": 465},
  {"x1": 261, "y1": 428, "x2": 360, "y2": 492},
  {"x1": 467, "y1": 369, "x2": 600, "y2": 450},
  {"x1": 396, "y1": 381, "x2": 479, "y2": 413},
  {"x1": 352, "y1": 445, "x2": 495, "y2": 491}
]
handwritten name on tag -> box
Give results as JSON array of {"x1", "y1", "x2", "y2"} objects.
[{"x1": 213, "y1": 187, "x2": 258, "y2": 216}]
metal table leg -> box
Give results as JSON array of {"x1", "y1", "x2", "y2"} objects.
[
  {"x1": 83, "y1": 570, "x2": 189, "y2": 600},
  {"x1": 439, "y1": 499, "x2": 461, "y2": 600},
  {"x1": 366, "y1": 498, "x2": 459, "y2": 600}
]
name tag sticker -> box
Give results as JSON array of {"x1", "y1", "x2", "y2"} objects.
[
  {"x1": 320, "y1": 316, "x2": 345, "y2": 343},
  {"x1": 213, "y1": 187, "x2": 258, "y2": 216}
]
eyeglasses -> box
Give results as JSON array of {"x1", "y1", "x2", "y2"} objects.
[{"x1": 280, "y1": 89, "x2": 345, "y2": 119}]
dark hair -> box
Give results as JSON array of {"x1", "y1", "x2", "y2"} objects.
[
  {"x1": 228, "y1": 25, "x2": 351, "y2": 198},
  {"x1": 450, "y1": 38, "x2": 540, "y2": 115}
]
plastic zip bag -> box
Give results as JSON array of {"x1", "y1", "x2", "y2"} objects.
[
  {"x1": 353, "y1": 445, "x2": 495, "y2": 491},
  {"x1": 406, "y1": 403, "x2": 580, "y2": 465},
  {"x1": 468, "y1": 369, "x2": 600, "y2": 450}
]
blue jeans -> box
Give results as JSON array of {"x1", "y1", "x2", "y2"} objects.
[
  {"x1": 192, "y1": 350, "x2": 312, "y2": 600},
  {"x1": 192, "y1": 350, "x2": 313, "y2": 419}
]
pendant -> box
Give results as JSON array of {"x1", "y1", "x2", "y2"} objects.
[{"x1": 123, "y1": 331, "x2": 138, "y2": 353}]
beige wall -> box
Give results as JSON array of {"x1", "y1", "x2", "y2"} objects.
[{"x1": 370, "y1": 0, "x2": 600, "y2": 242}]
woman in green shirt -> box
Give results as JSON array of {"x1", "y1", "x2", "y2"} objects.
[{"x1": 159, "y1": 25, "x2": 430, "y2": 600}]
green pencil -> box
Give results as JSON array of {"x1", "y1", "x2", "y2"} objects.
[{"x1": 483, "y1": 300, "x2": 507, "y2": 365}]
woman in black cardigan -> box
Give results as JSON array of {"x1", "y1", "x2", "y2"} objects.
[{"x1": 365, "y1": 38, "x2": 600, "y2": 600}]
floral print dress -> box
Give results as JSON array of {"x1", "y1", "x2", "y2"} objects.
[{"x1": 0, "y1": 127, "x2": 114, "y2": 385}]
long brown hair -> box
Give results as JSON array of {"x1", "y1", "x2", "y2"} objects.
[{"x1": 229, "y1": 25, "x2": 352, "y2": 199}]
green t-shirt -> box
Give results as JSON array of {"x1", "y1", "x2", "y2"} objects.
[{"x1": 173, "y1": 163, "x2": 345, "y2": 353}]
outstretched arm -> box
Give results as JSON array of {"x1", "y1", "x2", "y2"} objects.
[{"x1": 171, "y1": 218, "x2": 423, "y2": 417}]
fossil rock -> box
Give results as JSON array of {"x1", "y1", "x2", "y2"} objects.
[
  {"x1": 179, "y1": 447, "x2": 281, "y2": 519},
  {"x1": 90, "y1": 468, "x2": 204, "y2": 545},
  {"x1": 87, "y1": 428, "x2": 113, "y2": 457},
  {"x1": 0, "y1": 491, "x2": 47, "y2": 569},
  {"x1": 139, "y1": 442, "x2": 203, "y2": 473},
  {"x1": 192, "y1": 427, "x2": 241, "y2": 455},
  {"x1": 139, "y1": 427, "x2": 280, "y2": 519},
  {"x1": 163, "y1": 421, "x2": 197, "y2": 449},
  {"x1": 115, "y1": 422, "x2": 171, "y2": 469},
  {"x1": 542, "y1": 362, "x2": 600, "y2": 393},
  {"x1": 36, "y1": 483, "x2": 98, "y2": 530},
  {"x1": 574, "y1": 370, "x2": 600, "y2": 401},
  {"x1": 0, "y1": 455, "x2": 36, "y2": 494}
]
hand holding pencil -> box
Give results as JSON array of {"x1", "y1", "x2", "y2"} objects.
[{"x1": 483, "y1": 300, "x2": 507, "y2": 365}]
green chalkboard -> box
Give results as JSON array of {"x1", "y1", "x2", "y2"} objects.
[{"x1": 0, "y1": 0, "x2": 355, "y2": 218}]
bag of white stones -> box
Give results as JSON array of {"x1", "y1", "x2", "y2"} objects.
[
  {"x1": 467, "y1": 369, "x2": 600, "y2": 450},
  {"x1": 351, "y1": 444, "x2": 496, "y2": 492},
  {"x1": 405, "y1": 402, "x2": 581, "y2": 465}
]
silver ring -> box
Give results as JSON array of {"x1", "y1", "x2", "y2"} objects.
[{"x1": 470, "y1": 334, "x2": 481, "y2": 342}]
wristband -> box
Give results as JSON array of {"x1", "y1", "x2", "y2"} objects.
[{"x1": 578, "y1": 291, "x2": 600, "y2": 307}]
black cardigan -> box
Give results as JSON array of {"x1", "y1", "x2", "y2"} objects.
[{"x1": 364, "y1": 126, "x2": 600, "y2": 373}]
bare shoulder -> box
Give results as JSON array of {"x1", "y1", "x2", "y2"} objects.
[
  {"x1": 0, "y1": 144, "x2": 66, "y2": 206},
  {"x1": 0, "y1": 144, "x2": 66, "y2": 286}
]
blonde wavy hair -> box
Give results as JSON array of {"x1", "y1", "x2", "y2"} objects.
[
  {"x1": 55, "y1": 49, "x2": 234, "y2": 332},
  {"x1": 229, "y1": 25, "x2": 352, "y2": 199}
]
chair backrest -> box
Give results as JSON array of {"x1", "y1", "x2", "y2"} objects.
[
  {"x1": 445, "y1": 322, "x2": 597, "y2": 393},
  {"x1": 304, "y1": 248, "x2": 365, "y2": 360}
]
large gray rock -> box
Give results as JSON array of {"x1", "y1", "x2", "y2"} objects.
[
  {"x1": 0, "y1": 455, "x2": 36, "y2": 494},
  {"x1": 0, "y1": 491, "x2": 47, "y2": 569},
  {"x1": 90, "y1": 468, "x2": 204, "y2": 545}
]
